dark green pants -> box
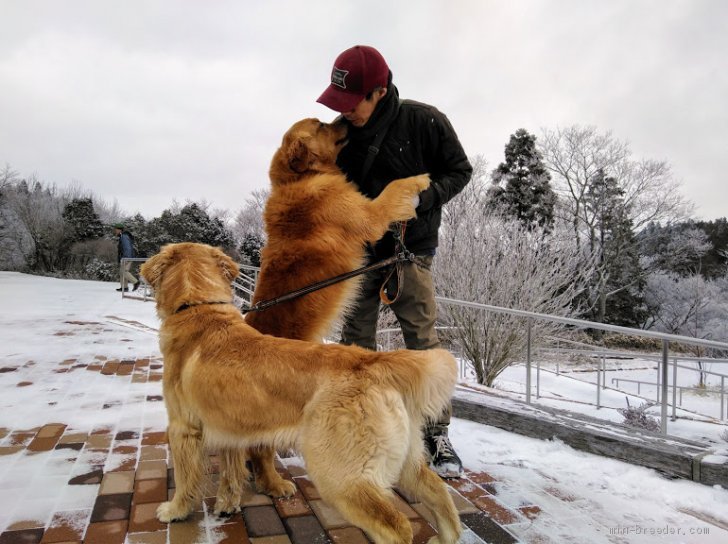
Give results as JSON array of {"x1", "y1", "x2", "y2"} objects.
[{"x1": 340, "y1": 255, "x2": 451, "y2": 427}]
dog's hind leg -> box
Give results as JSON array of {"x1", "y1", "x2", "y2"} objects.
[
  {"x1": 214, "y1": 447, "x2": 252, "y2": 517},
  {"x1": 248, "y1": 445, "x2": 296, "y2": 498},
  {"x1": 156, "y1": 420, "x2": 205, "y2": 523},
  {"x1": 398, "y1": 455, "x2": 461, "y2": 544}
]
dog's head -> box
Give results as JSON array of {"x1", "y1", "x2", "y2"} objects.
[
  {"x1": 140, "y1": 242, "x2": 239, "y2": 320},
  {"x1": 269, "y1": 117, "x2": 348, "y2": 185}
]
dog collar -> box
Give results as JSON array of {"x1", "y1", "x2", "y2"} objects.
[{"x1": 175, "y1": 301, "x2": 231, "y2": 314}]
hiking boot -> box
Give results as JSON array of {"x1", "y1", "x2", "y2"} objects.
[
  {"x1": 132, "y1": 281, "x2": 141, "y2": 291},
  {"x1": 425, "y1": 428, "x2": 463, "y2": 479},
  {"x1": 116, "y1": 287, "x2": 129, "y2": 292}
]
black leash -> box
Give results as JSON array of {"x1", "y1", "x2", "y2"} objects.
[{"x1": 241, "y1": 246, "x2": 422, "y2": 314}]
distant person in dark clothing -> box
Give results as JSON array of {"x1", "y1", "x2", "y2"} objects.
[{"x1": 113, "y1": 223, "x2": 140, "y2": 292}]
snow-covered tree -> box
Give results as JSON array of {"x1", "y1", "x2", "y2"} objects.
[
  {"x1": 643, "y1": 272, "x2": 724, "y2": 338},
  {"x1": 233, "y1": 188, "x2": 268, "y2": 246},
  {"x1": 239, "y1": 232, "x2": 264, "y2": 267},
  {"x1": 140, "y1": 202, "x2": 235, "y2": 257},
  {"x1": 62, "y1": 198, "x2": 105, "y2": 241},
  {"x1": 435, "y1": 174, "x2": 596, "y2": 386},
  {"x1": 487, "y1": 128, "x2": 556, "y2": 230},
  {"x1": 539, "y1": 126, "x2": 690, "y2": 325},
  {"x1": 639, "y1": 222, "x2": 712, "y2": 277},
  {"x1": 3, "y1": 176, "x2": 73, "y2": 271},
  {"x1": 540, "y1": 126, "x2": 691, "y2": 234},
  {"x1": 581, "y1": 169, "x2": 645, "y2": 326}
]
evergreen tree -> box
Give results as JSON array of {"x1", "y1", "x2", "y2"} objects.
[
  {"x1": 239, "y1": 233, "x2": 264, "y2": 267},
  {"x1": 694, "y1": 217, "x2": 728, "y2": 279},
  {"x1": 62, "y1": 198, "x2": 105, "y2": 241},
  {"x1": 488, "y1": 128, "x2": 556, "y2": 229},
  {"x1": 583, "y1": 170, "x2": 645, "y2": 326},
  {"x1": 139, "y1": 203, "x2": 235, "y2": 258}
]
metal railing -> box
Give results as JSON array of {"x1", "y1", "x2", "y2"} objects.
[
  {"x1": 432, "y1": 296, "x2": 728, "y2": 435},
  {"x1": 609, "y1": 358, "x2": 728, "y2": 421},
  {"x1": 233, "y1": 265, "x2": 260, "y2": 304},
  {"x1": 119, "y1": 258, "x2": 154, "y2": 301},
  {"x1": 120, "y1": 258, "x2": 260, "y2": 304},
  {"x1": 531, "y1": 341, "x2": 728, "y2": 420}
]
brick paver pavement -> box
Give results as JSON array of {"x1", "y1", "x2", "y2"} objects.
[{"x1": 0, "y1": 356, "x2": 542, "y2": 543}]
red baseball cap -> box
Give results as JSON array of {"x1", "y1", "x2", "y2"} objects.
[{"x1": 317, "y1": 45, "x2": 390, "y2": 113}]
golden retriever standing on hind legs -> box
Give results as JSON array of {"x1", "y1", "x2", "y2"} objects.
[
  {"x1": 141, "y1": 242, "x2": 462, "y2": 543},
  {"x1": 243, "y1": 116, "x2": 441, "y2": 502},
  {"x1": 247, "y1": 116, "x2": 430, "y2": 341}
]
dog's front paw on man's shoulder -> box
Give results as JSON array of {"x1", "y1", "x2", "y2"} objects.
[{"x1": 156, "y1": 501, "x2": 191, "y2": 523}]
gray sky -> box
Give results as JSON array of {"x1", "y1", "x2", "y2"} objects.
[{"x1": 1, "y1": 0, "x2": 726, "y2": 220}]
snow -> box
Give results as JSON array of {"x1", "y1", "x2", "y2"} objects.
[
  {"x1": 1, "y1": 271, "x2": 728, "y2": 543},
  {"x1": 482, "y1": 358, "x2": 728, "y2": 445}
]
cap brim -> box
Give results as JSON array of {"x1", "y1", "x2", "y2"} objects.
[{"x1": 316, "y1": 85, "x2": 366, "y2": 113}]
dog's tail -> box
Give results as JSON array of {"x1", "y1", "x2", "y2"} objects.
[{"x1": 373, "y1": 348, "x2": 458, "y2": 423}]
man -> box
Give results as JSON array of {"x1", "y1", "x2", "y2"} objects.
[
  {"x1": 317, "y1": 45, "x2": 473, "y2": 478},
  {"x1": 113, "y1": 223, "x2": 140, "y2": 292}
]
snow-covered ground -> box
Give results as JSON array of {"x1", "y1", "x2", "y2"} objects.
[
  {"x1": 482, "y1": 356, "x2": 728, "y2": 446},
  {"x1": 1, "y1": 271, "x2": 728, "y2": 543}
]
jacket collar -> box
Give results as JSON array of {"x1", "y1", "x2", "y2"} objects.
[{"x1": 347, "y1": 83, "x2": 401, "y2": 142}]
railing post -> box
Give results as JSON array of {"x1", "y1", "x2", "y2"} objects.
[
  {"x1": 672, "y1": 357, "x2": 678, "y2": 421},
  {"x1": 536, "y1": 348, "x2": 541, "y2": 400},
  {"x1": 660, "y1": 340, "x2": 669, "y2": 435},
  {"x1": 596, "y1": 354, "x2": 601, "y2": 410},
  {"x1": 526, "y1": 318, "x2": 532, "y2": 405},
  {"x1": 722, "y1": 376, "x2": 725, "y2": 421}
]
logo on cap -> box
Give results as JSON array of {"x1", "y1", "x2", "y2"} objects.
[{"x1": 331, "y1": 67, "x2": 348, "y2": 89}]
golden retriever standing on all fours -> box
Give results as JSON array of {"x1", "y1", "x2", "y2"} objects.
[
  {"x1": 141, "y1": 243, "x2": 462, "y2": 544},
  {"x1": 243, "y1": 117, "x2": 433, "y2": 501}
]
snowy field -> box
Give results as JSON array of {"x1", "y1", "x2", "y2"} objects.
[
  {"x1": 1, "y1": 271, "x2": 728, "y2": 543},
  {"x1": 482, "y1": 356, "x2": 728, "y2": 446}
]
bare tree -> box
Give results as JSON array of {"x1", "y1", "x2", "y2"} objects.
[
  {"x1": 232, "y1": 188, "x2": 269, "y2": 244},
  {"x1": 434, "y1": 173, "x2": 596, "y2": 386},
  {"x1": 539, "y1": 126, "x2": 693, "y2": 323},
  {"x1": 539, "y1": 126, "x2": 691, "y2": 237},
  {"x1": 643, "y1": 272, "x2": 722, "y2": 337}
]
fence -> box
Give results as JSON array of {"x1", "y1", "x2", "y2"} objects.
[
  {"x1": 119, "y1": 258, "x2": 154, "y2": 301},
  {"x1": 431, "y1": 296, "x2": 728, "y2": 435},
  {"x1": 120, "y1": 259, "x2": 260, "y2": 304}
]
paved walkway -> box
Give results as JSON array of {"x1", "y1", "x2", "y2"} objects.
[{"x1": 0, "y1": 355, "x2": 537, "y2": 544}]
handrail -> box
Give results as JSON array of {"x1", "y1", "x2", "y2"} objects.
[
  {"x1": 435, "y1": 296, "x2": 728, "y2": 352},
  {"x1": 432, "y1": 296, "x2": 728, "y2": 433}
]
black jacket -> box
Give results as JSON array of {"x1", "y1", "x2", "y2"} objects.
[{"x1": 337, "y1": 84, "x2": 472, "y2": 259}]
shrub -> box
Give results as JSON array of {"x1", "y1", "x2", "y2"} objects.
[{"x1": 617, "y1": 397, "x2": 660, "y2": 432}]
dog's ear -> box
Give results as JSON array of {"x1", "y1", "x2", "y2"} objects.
[
  {"x1": 220, "y1": 253, "x2": 240, "y2": 281},
  {"x1": 209, "y1": 247, "x2": 240, "y2": 281},
  {"x1": 140, "y1": 251, "x2": 170, "y2": 287},
  {"x1": 287, "y1": 137, "x2": 311, "y2": 173}
]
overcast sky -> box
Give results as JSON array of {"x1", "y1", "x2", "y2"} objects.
[{"x1": 1, "y1": 0, "x2": 726, "y2": 221}]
